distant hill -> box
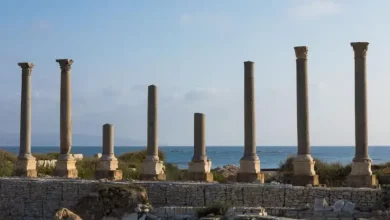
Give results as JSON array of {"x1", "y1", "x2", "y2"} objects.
[{"x1": 0, "y1": 133, "x2": 145, "y2": 146}]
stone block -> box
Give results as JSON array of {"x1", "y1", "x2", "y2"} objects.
[
  {"x1": 96, "y1": 159, "x2": 118, "y2": 171},
  {"x1": 291, "y1": 174, "x2": 319, "y2": 186},
  {"x1": 236, "y1": 172, "x2": 264, "y2": 183},
  {"x1": 141, "y1": 160, "x2": 165, "y2": 181},
  {"x1": 14, "y1": 158, "x2": 37, "y2": 178},
  {"x1": 95, "y1": 170, "x2": 123, "y2": 180},
  {"x1": 347, "y1": 175, "x2": 377, "y2": 187},
  {"x1": 187, "y1": 172, "x2": 213, "y2": 182},
  {"x1": 53, "y1": 159, "x2": 78, "y2": 178}
]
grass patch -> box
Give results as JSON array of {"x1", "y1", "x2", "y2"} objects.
[
  {"x1": 33, "y1": 152, "x2": 59, "y2": 160},
  {"x1": 0, "y1": 149, "x2": 16, "y2": 177}
]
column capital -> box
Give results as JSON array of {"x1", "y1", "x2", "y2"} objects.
[
  {"x1": 18, "y1": 62, "x2": 34, "y2": 69},
  {"x1": 56, "y1": 59, "x2": 74, "y2": 71},
  {"x1": 294, "y1": 46, "x2": 308, "y2": 59},
  {"x1": 351, "y1": 42, "x2": 369, "y2": 58}
]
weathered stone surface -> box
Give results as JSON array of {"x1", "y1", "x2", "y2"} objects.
[{"x1": 54, "y1": 208, "x2": 82, "y2": 220}]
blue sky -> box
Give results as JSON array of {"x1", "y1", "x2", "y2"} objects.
[{"x1": 1, "y1": 0, "x2": 390, "y2": 146}]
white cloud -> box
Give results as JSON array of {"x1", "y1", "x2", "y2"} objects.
[{"x1": 288, "y1": 0, "x2": 341, "y2": 19}]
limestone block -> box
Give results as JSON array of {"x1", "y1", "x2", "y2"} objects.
[
  {"x1": 350, "y1": 161, "x2": 372, "y2": 175},
  {"x1": 142, "y1": 160, "x2": 164, "y2": 175},
  {"x1": 293, "y1": 154, "x2": 316, "y2": 176},
  {"x1": 14, "y1": 158, "x2": 37, "y2": 177},
  {"x1": 72, "y1": 154, "x2": 83, "y2": 160},
  {"x1": 53, "y1": 159, "x2": 78, "y2": 178},
  {"x1": 238, "y1": 159, "x2": 260, "y2": 174},
  {"x1": 347, "y1": 175, "x2": 377, "y2": 188},
  {"x1": 188, "y1": 160, "x2": 211, "y2": 173},
  {"x1": 97, "y1": 159, "x2": 118, "y2": 171}
]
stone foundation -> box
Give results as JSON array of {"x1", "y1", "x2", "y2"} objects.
[
  {"x1": 187, "y1": 172, "x2": 214, "y2": 182},
  {"x1": 95, "y1": 170, "x2": 123, "y2": 180},
  {"x1": 236, "y1": 172, "x2": 264, "y2": 183},
  {"x1": 291, "y1": 175, "x2": 319, "y2": 186},
  {"x1": 141, "y1": 160, "x2": 165, "y2": 181},
  {"x1": 0, "y1": 178, "x2": 386, "y2": 219},
  {"x1": 14, "y1": 158, "x2": 37, "y2": 177},
  {"x1": 53, "y1": 160, "x2": 78, "y2": 178},
  {"x1": 347, "y1": 174, "x2": 378, "y2": 188}
]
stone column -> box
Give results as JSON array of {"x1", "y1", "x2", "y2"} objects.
[
  {"x1": 237, "y1": 61, "x2": 264, "y2": 183},
  {"x1": 291, "y1": 46, "x2": 319, "y2": 186},
  {"x1": 141, "y1": 85, "x2": 165, "y2": 180},
  {"x1": 95, "y1": 124, "x2": 122, "y2": 180},
  {"x1": 15, "y1": 62, "x2": 37, "y2": 177},
  {"x1": 53, "y1": 59, "x2": 78, "y2": 178},
  {"x1": 188, "y1": 113, "x2": 213, "y2": 182},
  {"x1": 347, "y1": 42, "x2": 377, "y2": 187}
]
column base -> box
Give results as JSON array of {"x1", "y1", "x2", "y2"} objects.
[
  {"x1": 141, "y1": 160, "x2": 165, "y2": 181},
  {"x1": 188, "y1": 160, "x2": 211, "y2": 173},
  {"x1": 292, "y1": 175, "x2": 319, "y2": 186},
  {"x1": 293, "y1": 154, "x2": 316, "y2": 176},
  {"x1": 350, "y1": 160, "x2": 372, "y2": 175},
  {"x1": 14, "y1": 158, "x2": 37, "y2": 177},
  {"x1": 95, "y1": 170, "x2": 123, "y2": 180},
  {"x1": 187, "y1": 172, "x2": 214, "y2": 182},
  {"x1": 140, "y1": 173, "x2": 166, "y2": 181},
  {"x1": 236, "y1": 172, "x2": 264, "y2": 183},
  {"x1": 237, "y1": 159, "x2": 263, "y2": 183},
  {"x1": 53, "y1": 159, "x2": 78, "y2": 178},
  {"x1": 347, "y1": 175, "x2": 377, "y2": 188},
  {"x1": 97, "y1": 159, "x2": 118, "y2": 170}
]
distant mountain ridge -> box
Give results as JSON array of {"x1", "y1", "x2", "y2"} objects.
[{"x1": 0, "y1": 133, "x2": 145, "y2": 146}]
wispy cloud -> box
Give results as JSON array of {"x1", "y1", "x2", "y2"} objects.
[{"x1": 288, "y1": 0, "x2": 341, "y2": 19}]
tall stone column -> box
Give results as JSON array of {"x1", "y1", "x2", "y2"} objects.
[
  {"x1": 347, "y1": 42, "x2": 377, "y2": 187},
  {"x1": 141, "y1": 85, "x2": 166, "y2": 180},
  {"x1": 53, "y1": 59, "x2": 78, "y2": 178},
  {"x1": 95, "y1": 124, "x2": 122, "y2": 180},
  {"x1": 188, "y1": 113, "x2": 213, "y2": 182},
  {"x1": 237, "y1": 61, "x2": 264, "y2": 183},
  {"x1": 15, "y1": 62, "x2": 37, "y2": 177},
  {"x1": 291, "y1": 46, "x2": 319, "y2": 186}
]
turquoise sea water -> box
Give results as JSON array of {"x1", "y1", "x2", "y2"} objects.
[{"x1": 2, "y1": 146, "x2": 390, "y2": 169}]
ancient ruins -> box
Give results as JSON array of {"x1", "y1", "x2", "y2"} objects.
[{"x1": 12, "y1": 42, "x2": 377, "y2": 187}]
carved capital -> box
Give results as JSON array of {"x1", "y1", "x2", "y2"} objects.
[
  {"x1": 18, "y1": 62, "x2": 34, "y2": 75},
  {"x1": 294, "y1": 46, "x2": 308, "y2": 59},
  {"x1": 56, "y1": 59, "x2": 74, "y2": 72},
  {"x1": 351, "y1": 42, "x2": 369, "y2": 58}
]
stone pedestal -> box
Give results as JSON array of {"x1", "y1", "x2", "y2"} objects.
[
  {"x1": 95, "y1": 159, "x2": 122, "y2": 180},
  {"x1": 347, "y1": 160, "x2": 377, "y2": 187},
  {"x1": 14, "y1": 158, "x2": 37, "y2": 177},
  {"x1": 188, "y1": 160, "x2": 213, "y2": 182},
  {"x1": 53, "y1": 156, "x2": 78, "y2": 178},
  {"x1": 292, "y1": 155, "x2": 318, "y2": 186},
  {"x1": 347, "y1": 175, "x2": 377, "y2": 188},
  {"x1": 141, "y1": 160, "x2": 166, "y2": 181},
  {"x1": 237, "y1": 159, "x2": 264, "y2": 183}
]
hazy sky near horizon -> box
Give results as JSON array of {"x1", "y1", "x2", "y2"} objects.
[{"x1": 1, "y1": 0, "x2": 390, "y2": 146}]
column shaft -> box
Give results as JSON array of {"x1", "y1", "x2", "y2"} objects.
[
  {"x1": 243, "y1": 61, "x2": 258, "y2": 160},
  {"x1": 193, "y1": 113, "x2": 207, "y2": 162},
  {"x1": 18, "y1": 63, "x2": 34, "y2": 158},
  {"x1": 352, "y1": 43, "x2": 369, "y2": 161},
  {"x1": 103, "y1": 124, "x2": 114, "y2": 156},
  {"x1": 147, "y1": 85, "x2": 159, "y2": 160},
  {"x1": 295, "y1": 47, "x2": 310, "y2": 155},
  {"x1": 57, "y1": 59, "x2": 73, "y2": 156}
]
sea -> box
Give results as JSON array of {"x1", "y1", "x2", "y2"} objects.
[{"x1": 2, "y1": 146, "x2": 390, "y2": 169}]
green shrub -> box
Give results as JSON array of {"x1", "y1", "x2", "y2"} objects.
[
  {"x1": 0, "y1": 150, "x2": 16, "y2": 177},
  {"x1": 118, "y1": 150, "x2": 166, "y2": 164},
  {"x1": 76, "y1": 158, "x2": 99, "y2": 179},
  {"x1": 34, "y1": 152, "x2": 59, "y2": 160},
  {"x1": 211, "y1": 170, "x2": 228, "y2": 183},
  {"x1": 165, "y1": 163, "x2": 186, "y2": 181}
]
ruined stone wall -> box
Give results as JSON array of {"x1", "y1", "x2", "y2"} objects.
[{"x1": 0, "y1": 178, "x2": 384, "y2": 220}]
